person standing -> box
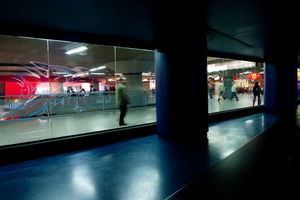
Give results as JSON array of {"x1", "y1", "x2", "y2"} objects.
[
  {"x1": 208, "y1": 84, "x2": 214, "y2": 100},
  {"x1": 89, "y1": 85, "x2": 97, "y2": 104},
  {"x1": 230, "y1": 82, "x2": 239, "y2": 101},
  {"x1": 70, "y1": 88, "x2": 75, "y2": 96},
  {"x1": 90, "y1": 85, "x2": 97, "y2": 93},
  {"x1": 253, "y1": 82, "x2": 261, "y2": 106},
  {"x1": 109, "y1": 83, "x2": 116, "y2": 103},
  {"x1": 116, "y1": 79, "x2": 130, "y2": 126},
  {"x1": 109, "y1": 84, "x2": 116, "y2": 92},
  {"x1": 103, "y1": 86, "x2": 109, "y2": 103},
  {"x1": 80, "y1": 88, "x2": 86, "y2": 97}
]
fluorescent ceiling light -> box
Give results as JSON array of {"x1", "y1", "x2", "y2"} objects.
[
  {"x1": 90, "y1": 73, "x2": 105, "y2": 75},
  {"x1": 66, "y1": 46, "x2": 87, "y2": 55},
  {"x1": 89, "y1": 66, "x2": 106, "y2": 72},
  {"x1": 52, "y1": 72, "x2": 69, "y2": 75},
  {"x1": 207, "y1": 65, "x2": 227, "y2": 72}
]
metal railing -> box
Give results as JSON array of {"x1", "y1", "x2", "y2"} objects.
[{"x1": 0, "y1": 90, "x2": 156, "y2": 121}]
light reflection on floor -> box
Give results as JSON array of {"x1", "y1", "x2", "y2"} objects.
[{"x1": 0, "y1": 112, "x2": 283, "y2": 200}]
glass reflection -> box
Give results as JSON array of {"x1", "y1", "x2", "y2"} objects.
[
  {"x1": 0, "y1": 34, "x2": 156, "y2": 146},
  {"x1": 0, "y1": 36, "x2": 49, "y2": 120}
]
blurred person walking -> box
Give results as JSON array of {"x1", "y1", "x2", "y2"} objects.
[
  {"x1": 116, "y1": 79, "x2": 130, "y2": 126},
  {"x1": 217, "y1": 82, "x2": 226, "y2": 102},
  {"x1": 230, "y1": 82, "x2": 239, "y2": 101}
]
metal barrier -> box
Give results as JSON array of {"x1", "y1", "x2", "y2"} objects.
[{"x1": 0, "y1": 90, "x2": 156, "y2": 121}]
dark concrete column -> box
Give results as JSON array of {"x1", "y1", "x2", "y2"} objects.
[
  {"x1": 154, "y1": 5, "x2": 208, "y2": 141},
  {"x1": 264, "y1": 61, "x2": 297, "y2": 113},
  {"x1": 263, "y1": 9, "x2": 298, "y2": 113},
  {"x1": 264, "y1": 42, "x2": 298, "y2": 113}
]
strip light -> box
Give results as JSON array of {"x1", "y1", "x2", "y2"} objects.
[
  {"x1": 66, "y1": 46, "x2": 87, "y2": 55},
  {"x1": 90, "y1": 73, "x2": 105, "y2": 75},
  {"x1": 89, "y1": 66, "x2": 106, "y2": 71}
]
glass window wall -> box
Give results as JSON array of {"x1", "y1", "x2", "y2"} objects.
[
  {"x1": 0, "y1": 35, "x2": 155, "y2": 146},
  {"x1": 207, "y1": 57, "x2": 264, "y2": 113},
  {"x1": 0, "y1": 35, "x2": 268, "y2": 146}
]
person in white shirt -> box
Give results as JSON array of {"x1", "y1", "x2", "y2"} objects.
[
  {"x1": 230, "y1": 82, "x2": 239, "y2": 101},
  {"x1": 217, "y1": 82, "x2": 226, "y2": 102}
]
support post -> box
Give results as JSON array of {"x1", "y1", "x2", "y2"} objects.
[{"x1": 154, "y1": 4, "x2": 208, "y2": 141}]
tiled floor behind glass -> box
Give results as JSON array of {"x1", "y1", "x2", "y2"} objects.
[
  {"x1": 0, "y1": 92, "x2": 263, "y2": 147},
  {"x1": 208, "y1": 93, "x2": 264, "y2": 113},
  {"x1": 0, "y1": 106, "x2": 156, "y2": 146}
]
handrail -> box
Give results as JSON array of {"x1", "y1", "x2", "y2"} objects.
[
  {"x1": 0, "y1": 90, "x2": 156, "y2": 121},
  {"x1": 0, "y1": 89, "x2": 156, "y2": 98}
]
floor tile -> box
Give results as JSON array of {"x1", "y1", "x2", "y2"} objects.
[
  {"x1": 0, "y1": 106, "x2": 156, "y2": 146},
  {"x1": 0, "y1": 112, "x2": 282, "y2": 200}
]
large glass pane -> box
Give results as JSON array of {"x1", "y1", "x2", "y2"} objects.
[
  {"x1": 114, "y1": 47, "x2": 156, "y2": 125},
  {"x1": 0, "y1": 36, "x2": 49, "y2": 121},
  {"x1": 0, "y1": 35, "x2": 52, "y2": 145},
  {"x1": 207, "y1": 57, "x2": 264, "y2": 113},
  {"x1": 48, "y1": 40, "x2": 115, "y2": 116},
  {"x1": 0, "y1": 35, "x2": 156, "y2": 147}
]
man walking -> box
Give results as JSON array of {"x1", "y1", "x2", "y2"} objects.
[
  {"x1": 230, "y1": 82, "x2": 239, "y2": 101},
  {"x1": 116, "y1": 79, "x2": 130, "y2": 126}
]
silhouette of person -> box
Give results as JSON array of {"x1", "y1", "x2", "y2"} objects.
[
  {"x1": 116, "y1": 79, "x2": 130, "y2": 126},
  {"x1": 253, "y1": 82, "x2": 261, "y2": 106}
]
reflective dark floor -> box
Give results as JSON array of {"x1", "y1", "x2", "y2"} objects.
[
  {"x1": 168, "y1": 108, "x2": 300, "y2": 200},
  {"x1": 0, "y1": 112, "x2": 282, "y2": 200}
]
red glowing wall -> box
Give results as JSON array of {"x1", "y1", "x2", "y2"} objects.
[{"x1": 5, "y1": 82, "x2": 37, "y2": 99}]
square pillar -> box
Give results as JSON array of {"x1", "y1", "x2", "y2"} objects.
[{"x1": 155, "y1": 27, "x2": 208, "y2": 141}]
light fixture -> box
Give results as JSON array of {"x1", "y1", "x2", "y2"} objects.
[
  {"x1": 142, "y1": 72, "x2": 151, "y2": 76},
  {"x1": 66, "y1": 46, "x2": 87, "y2": 55},
  {"x1": 90, "y1": 73, "x2": 105, "y2": 75},
  {"x1": 52, "y1": 72, "x2": 69, "y2": 75},
  {"x1": 89, "y1": 66, "x2": 106, "y2": 71}
]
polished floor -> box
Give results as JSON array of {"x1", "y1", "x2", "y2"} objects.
[
  {"x1": 168, "y1": 108, "x2": 300, "y2": 200},
  {"x1": 0, "y1": 93, "x2": 261, "y2": 147},
  {"x1": 0, "y1": 106, "x2": 156, "y2": 146},
  {"x1": 0, "y1": 112, "x2": 282, "y2": 200},
  {"x1": 208, "y1": 93, "x2": 264, "y2": 113}
]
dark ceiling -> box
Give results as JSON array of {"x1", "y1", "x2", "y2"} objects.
[{"x1": 0, "y1": 0, "x2": 299, "y2": 63}]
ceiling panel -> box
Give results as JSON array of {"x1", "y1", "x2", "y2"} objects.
[{"x1": 0, "y1": 52, "x2": 15, "y2": 63}]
